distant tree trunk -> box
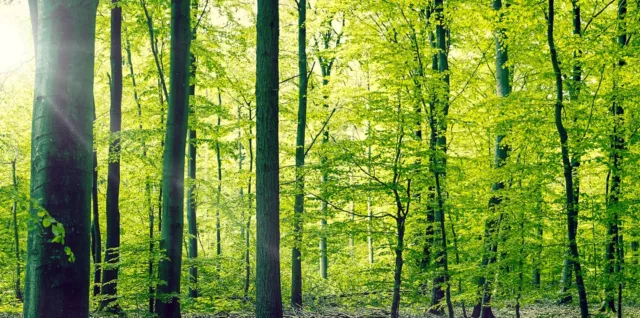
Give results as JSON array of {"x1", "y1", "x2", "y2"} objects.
[
  {"x1": 255, "y1": 0, "x2": 283, "y2": 316},
  {"x1": 602, "y1": 0, "x2": 627, "y2": 313},
  {"x1": 155, "y1": 0, "x2": 191, "y2": 316},
  {"x1": 421, "y1": 6, "x2": 437, "y2": 281},
  {"x1": 472, "y1": 1, "x2": 511, "y2": 317},
  {"x1": 533, "y1": 222, "x2": 542, "y2": 287},
  {"x1": 100, "y1": 0, "x2": 123, "y2": 311},
  {"x1": 244, "y1": 108, "x2": 254, "y2": 301},
  {"x1": 429, "y1": 1, "x2": 453, "y2": 317},
  {"x1": 546, "y1": 1, "x2": 589, "y2": 317},
  {"x1": 560, "y1": 0, "x2": 583, "y2": 304},
  {"x1": 124, "y1": 34, "x2": 155, "y2": 313},
  {"x1": 390, "y1": 214, "x2": 406, "y2": 318},
  {"x1": 291, "y1": 0, "x2": 308, "y2": 308},
  {"x1": 186, "y1": 126, "x2": 197, "y2": 298},
  {"x1": 24, "y1": 0, "x2": 98, "y2": 316},
  {"x1": 11, "y1": 160, "x2": 22, "y2": 302},
  {"x1": 367, "y1": 117, "x2": 374, "y2": 265},
  {"x1": 187, "y1": 6, "x2": 199, "y2": 296},
  {"x1": 317, "y1": 20, "x2": 341, "y2": 279},
  {"x1": 91, "y1": 142, "x2": 102, "y2": 298},
  {"x1": 215, "y1": 93, "x2": 223, "y2": 266},
  {"x1": 348, "y1": 131, "x2": 355, "y2": 256},
  {"x1": 319, "y1": 71, "x2": 330, "y2": 281}
]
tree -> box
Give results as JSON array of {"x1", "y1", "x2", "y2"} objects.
[
  {"x1": 101, "y1": 0, "x2": 123, "y2": 311},
  {"x1": 255, "y1": 0, "x2": 283, "y2": 316},
  {"x1": 472, "y1": 1, "x2": 511, "y2": 317},
  {"x1": 187, "y1": 0, "x2": 201, "y2": 299},
  {"x1": 429, "y1": 1, "x2": 453, "y2": 316},
  {"x1": 155, "y1": 0, "x2": 191, "y2": 316},
  {"x1": 91, "y1": 129, "x2": 102, "y2": 298},
  {"x1": 602, "y1": 0, "x2": 627, "y2": 314},
  {"x1": 23, "y1": 0, "x2": 98, "y2": 316},
  {"x1": 545, "y1": 1, "x2": 588, "y2": 317},
  {"x1": 291, "y1": 0, "x2": 308, "y2": 308}
]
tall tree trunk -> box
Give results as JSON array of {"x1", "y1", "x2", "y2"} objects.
[
  {"x1": 91, "y1": 143, "x2": 102, "y2": 298},
  {"x1": 187, "y1": 8, "x2": 199, "y2": 296},
  {"x1": 101, "y1": 0, "x2": 123, "y2": 311},
  {"x1": 24, "y1": 1, "x2": 98, "y2": 316},
  {"x1": 155, "y1": 0, "x2": 191, "y2": 316},
  {"x1": 603, "y1": 0, "x2": 627, "y2": 312},
  {"x1": 255, "y1": 0, "x2": 283, "y2": 316},
  {"x1": 421, "y1": 6, "x2": 437, "y2": 281},
  {"x1": 430, "y1": 1, "x2": 453, "y2": 316},
  {"x1": 11, "y1": 160, "x2": 22, "y2": 302},
  {"x1": 291, "y1": 0, "x2": 308, "y2": 308},
  {"x1": 546, "y1": 1, "x2": 589, "y2": 317},
  {"x1": 560, "y1": 0, "x2": 583, "y2": 303},
  {"x1": 472, "y1": 1, "x2": 511, "y2": 317}
]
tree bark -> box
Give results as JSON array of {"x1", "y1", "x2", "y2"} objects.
[
  {"x1": 187, "y1": 7, "x2": 199, "y2": 295},
  {"x1": 155, "y1": 0, "x2": 191, "y2": 316},
  {"x1": 100, "y1": 0, "x2": 123, "y2": 311},
  {"x1": 24, "y1": 1, "x2": 98, "y2": 317},
  {"x1": 429, "y1": 1, "x2": 453, "y2": 316},
  {"x1": 602, "y1": 0, "x2": 627, "y2": 313},
  {"x1": 215, "y1": 98, "x2": 222, "y2": 269},
  {"x1": 186, "y1": 117, "x2": 198, "y2": 298},
  {"x1": 291, "y1": 0, "x2": 308, "y2": 308},
  {"x1": 244, "y1": 109, "x2": 254, "y2": 301},
  {"x1": 390, "y1": 216, "x2": 406, "y2": 318},
  {"x1": 91, "y1": 145, "x2": 102, "y2": 298},
  {"x1": 11, "y1": 160, "x2": 22, "y2": 302},
  {"x1": 255, "y1": 0, "x2": 283, "y2": 316},
  {"x1": 546, "y1": 1, "x2": 589, "y2": 317}
]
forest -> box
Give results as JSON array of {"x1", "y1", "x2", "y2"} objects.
[{"x1": 0, "y1": 0, "x2": 639, "y2": 317}]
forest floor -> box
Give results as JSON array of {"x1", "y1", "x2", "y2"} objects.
[
  {"x1": 102, "y1": 305, "x2": 640, "y2": 317},
  {"x1": 1, "y1": 305, "x2": 639, "y2": 317},
  {"x1": 178, "y1": 305, "x2": 640, "y2": 318}
]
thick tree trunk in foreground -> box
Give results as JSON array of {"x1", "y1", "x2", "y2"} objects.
[
  {"x1": 546, "y1": 1, "x2": 588, "y2": 317},
  {"x1": 472, "y1": 1, "x2": 511, "y2": 317},
  {"x1": 24, "y1": 1, "x2": 98, "y2": 317},
  {"x1": 255, "y1": 0, "x2": 283, "y2": 316},
  {"x1": 155, "y1": 0, "x2": 191, "y2": 316},
  {"x1": 101, "y1": 0, "x2": 123, "y2": 311},
  {"x1": 291, "y1": 0, "x2": 308, "y2": 308}
]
